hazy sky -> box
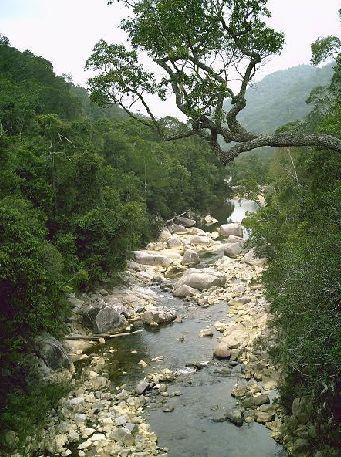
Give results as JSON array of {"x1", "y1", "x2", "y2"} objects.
[{"x1": 1, "y1": 0, "x2": 340, "y2": 117}]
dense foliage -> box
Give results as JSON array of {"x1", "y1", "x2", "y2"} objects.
[
  {"x1": 242, "y1": 56, "x2": 341, "y2": 455},
  {"x1": 0, "y1": 38, "x2": 226, "y2": 447}
]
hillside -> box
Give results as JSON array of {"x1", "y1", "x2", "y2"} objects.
[{"x1": 236, "y1": 64, "x2": 333, "y2": 133}]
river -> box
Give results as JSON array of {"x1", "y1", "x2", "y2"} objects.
[
  {"x1": 96, "y1": 199, "x2": 285, "y2": 457},
  {"x1": 32, "y1": 199, "x2": 286, "y2": 457}
]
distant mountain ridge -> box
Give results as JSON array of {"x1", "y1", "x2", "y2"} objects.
[{"x1": 235, "y1": 64, "x2": 333, "y2": 133}]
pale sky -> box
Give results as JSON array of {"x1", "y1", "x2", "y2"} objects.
[{"x1": 0, "y1": 0, "x2": 340, "y2": 118}]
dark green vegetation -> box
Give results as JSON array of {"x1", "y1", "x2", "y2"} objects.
[
  {"x1": 0, "y1": 37, "x2": 226, "y2": 450},
  {"x1": 235, "y1": 52, "x2": 341, "y2": 455}
]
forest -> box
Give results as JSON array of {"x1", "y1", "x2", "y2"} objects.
[{"x1": 0, "y1": 35, "x2": 227, "y2": 443}]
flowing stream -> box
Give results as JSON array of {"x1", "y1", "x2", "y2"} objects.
[{"x1": 91, "y1": 199, "x2": 286, "y2": 457}]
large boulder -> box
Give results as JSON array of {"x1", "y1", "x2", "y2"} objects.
[
  {"x1": 159, "y1": 228, "x2": 172, "y2": 242},
  {"x1": 175, "y1": 268, "x2": 225, "y2": 291},
  {"x1": 181, "y1": 250, "x2": 200, "y2": 266},
  {"x1": 213, "y1": 343, "x2": 231, "y2": 359},
  {"x1": 94, "y1": 306, "x2": 126, "y2": 333},
  {"x1": 219, "y1": 223, "x2": 243, "y2": 238},
  {"x1": 204, "y1": 214, "x2": 218, "y2": 226},
  {"x1": 223, "y1": 242, "x2": 243, "y2": 258},
  {"x1": 175, "y1": 216, "x2": 196, "y2": 228},
  {"x1": 168, "y1": 223, "x2": 187, "y2": 234},
  {"x1": 167, "y1": 235, "x2": 183, "y2": 249},
  {"x1": 227, "y1": 235, "x2": 244, "y2": 244},
  {"x1": 35, "y1": 335, "x2": 73, "y2": 371},
  {"x1": 173, "y1": 284, "x2": 197, "y2": 298},
  {"x1": 142, "y1": 306, "x2": 177, "y2": 326},
  {"x1": 134, "y1": 251, "x2": 171, "y2": 267},
  {"x1": 190, "y1": 235, "x2": 212, "y2": 246}
]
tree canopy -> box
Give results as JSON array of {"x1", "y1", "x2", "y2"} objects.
[{"x1": 87, "y1": 0, "x2": 341, "y2": 162}]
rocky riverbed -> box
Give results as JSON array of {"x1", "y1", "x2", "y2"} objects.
[{"x1": 21, "y1": 215, "x2": 288, "y2": 457}]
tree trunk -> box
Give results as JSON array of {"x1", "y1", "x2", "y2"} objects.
[{"x1": 222, "y1": 132, "x2": 341, "y2": 164}]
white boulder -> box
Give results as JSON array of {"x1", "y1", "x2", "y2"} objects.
[
  {"x1": 175, "y1": 268, "x2": 225, "y2": 291},
  {"x1": 134, "y1": 251, "x2": 171, "y2": 267},
  {"x1": 190, "y1": 235, "x2": 212, "y2": 245},
  {"x1": 219, "y1": 223, "x2": 243, "y2": 238}
]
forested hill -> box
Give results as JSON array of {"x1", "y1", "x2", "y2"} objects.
[
  {"x1": 236, "y1": 64, "x2": 333, "y2": 133},
  {"x1": 0, "y1": 36, "x2": 227, "y2": 439}
]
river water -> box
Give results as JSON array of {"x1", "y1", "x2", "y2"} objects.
[{"x1": 96, "y1": 199, "x2": 285, "y2": 457}]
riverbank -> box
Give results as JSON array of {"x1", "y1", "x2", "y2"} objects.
[{"x1": 18, "y1": 216, "x2": 287, "y2": 456}]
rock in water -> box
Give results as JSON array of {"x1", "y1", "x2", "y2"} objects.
[
  {"x1": 219, "y1": 223, "x2": 243, "y2": 238},
  {"x1": 213, "y1": 343, "x2": 232, "y2": 359},
  {"x1": 142, "y1": 306, "x2": 177, "y2": 326},
  {"x1": 212, "y1": 408, "x2": 244, "y2": 426},
  {"x1": 173, "y1": 284, "x2": 197, "y2": 298},
  {"x1": 136, "y1": 379, "x2": 150, "y2": 395}
]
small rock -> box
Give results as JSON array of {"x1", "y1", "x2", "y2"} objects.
[
  {"x1": 163, "y1": 406, "x2": 175, "y2": 413},
  {"x1": 212, "y1": 408, "x2": 244, "y2": 426},
  {"x1": 213, "y1": 343, "x2": 231, "y2": 360},
  {"x1": 200, "y1": 327, "x2": 214, "y2": 337},
  {"x1": 136, "y1": 379, "x2": 150, "y2": 395}
]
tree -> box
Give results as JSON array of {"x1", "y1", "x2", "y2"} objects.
[{"x1": 86, "y1": 0, "x2": 341, "y2": 164}]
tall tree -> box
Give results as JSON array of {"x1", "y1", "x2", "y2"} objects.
[{"x1": 87, "y1": 0, "x2": 341, "y2": 163}]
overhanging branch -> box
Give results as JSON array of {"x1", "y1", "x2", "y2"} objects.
[{"x1": 221, "y1": 132, "x2": 341, "y2": 164}]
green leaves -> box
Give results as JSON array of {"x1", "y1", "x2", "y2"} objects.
[
  {"x1": 87, "y1": 40, "x2": 164, "y2": 107},
  {"x1": 245, "y1": 55, "x2": 341, "y2": 453},
  {"x1": 311, "y1": 36, "x2": 341, "y2": 66},
  {"x1": 94, "y1": 0, "x2": 284, "y2": 133}
]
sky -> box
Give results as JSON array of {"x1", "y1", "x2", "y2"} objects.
[{"x1": 0, "y1": 0, "x2": 340, "y2": 117}]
